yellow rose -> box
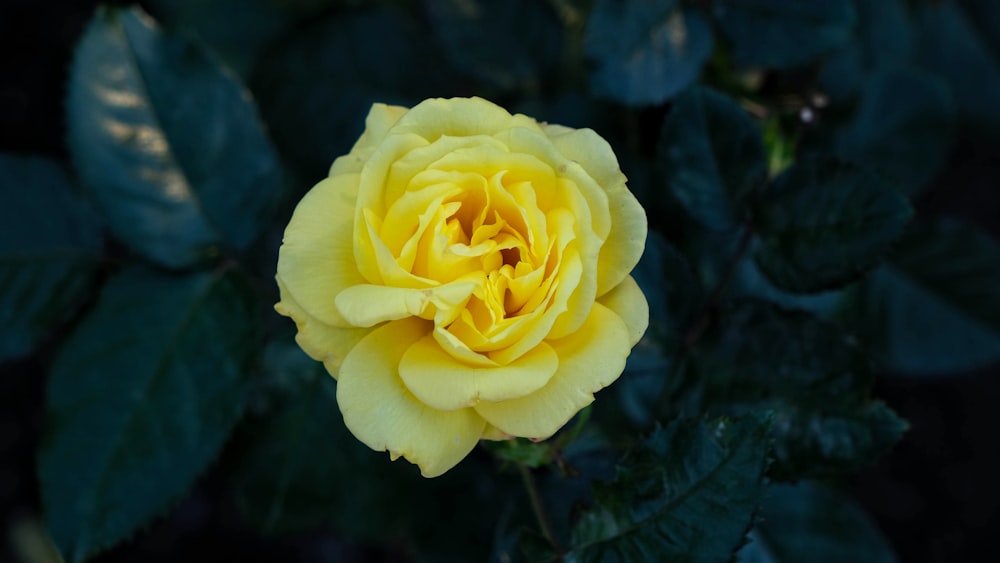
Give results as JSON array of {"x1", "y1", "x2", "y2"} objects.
[{"x1": 275, "y1": 97, "x2": 648, "y2": 477}]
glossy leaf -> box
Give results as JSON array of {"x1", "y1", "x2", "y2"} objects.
[
  {"x1": 835, "y1": 68, "x2": 955, "y2": 196},
  {"x1": 859, "y1": 219, "x2": 1000, "y2": 375},
  {"x1": 914, "y1": 1, "x2": 1000, "y2": 138},
  {"x1": 754, "y1": 158, "x2": 912, "y2": 293},
  {"x1": 39, "y1": 267, "x2": 258, "y2": 562},
  {"x1": 585, "y1": 0, "x2": 713, "y2": 106},
  {"x1": 67, "y1": 6, "x2": 283, "y2": 269},
  {"x1": 658, "y1": 86, "x2": 767, "y2": 230},
  {"x1": 252, "y1": 8, "x2": 454, "y2": 181},
  {"x1": 738, "y1": 482, "x2": 898, "y2": 563},
  {"x1": 818, "y1": 0, "x2": 914, "y2": 102},
  {"x1": 564, "y1": 414, "x2": 772, "y2": 562},
  {"x1": 0, "y1": 153, "x2": 103, "y2": 362},
  {"x1": 684, "y1": 301, "x2": 906, "y2": 479},
  {"x1": 713, "y1": 0, "x2": 856, "y2": 68},
  {"x1": 615, "y1": 233, "x2": 700, "y2": 427},
  {"x1": 424, "y1": 0, "x2": 563, "y2": 92}
]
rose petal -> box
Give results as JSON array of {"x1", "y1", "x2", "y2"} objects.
[
  {"x1": 474, "y1": 302, "x2": 631, "y2": 438},
  {"x1": 337, "y1": 317, "x2": 486, "y2": 478},
  {"x1": 277, "y1": 173, "x2": 365, "y2": 327},
  {"x1": 330, "y1": 103, "x2": 409, "y2": 176},
  {"x1": 335, "y1": 281, "x2": 478, "y2": 327},
  {"x1": 390, "y1": 97, "x2": 542, "y2": 142},
  {"x1": 399, "y1": 334, "x2": 559, "y2": 410},
  {"x1": 274, "y1": 279, "x2": 371, "y2": 378},
  {"x1": 544, "y1": 127, "x2": 647, "y2": 296},
  {"x1": 597, "y1": 275, "x2": 649, "y2": 347}
]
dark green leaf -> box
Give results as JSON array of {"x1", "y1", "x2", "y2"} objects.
[
  {"x1": 713, "y1": 0, "x2": 856, "y2": 69},
  {"x1": 835, "y1": 68, "x2": 955, "y2": 196},
  {"x1": 915, "y1": 1, "x2": 1000, "y2": 138},
  {"x1": 683, "y1": 301, "x2": 906, "y2": 479},
  {"x1": 658, "y1": 86, "x2": 767, "y2": 230},
  {"x1": 252, "y1": 8, "x2": 454, "y2": 181},
  {"x1": 585, "y1": 0, "x2": 713, "y2": 106},
  {"x1": 39, "y1": 267, "x2": 258, "y2": 562},
  {"x1": 754, "y1": 158, "x2": 913, "y2": 293},
  {"x1": 818, "y1": 0, "x2": 914, "y2": 102},
  {"x1": 0, "y1": 153, "x2": 103, "y2": 362},
  {"x1": 145, "y1": 0, "x2": 332, "y2": 77},
  {"x1": 564, "y1": 414, "x2": 772, "y2": 563},
  {"x1": 737, "y1": 482, "x2": 898, "y2": 563},
  {"x1": 769, "y1": 400, "x2": 907, "y2": 481},
  {"x1": 425, "y1": 0, "x2": 564, "y2": 92},
  {"x1": 67, "y1": 6, "x2": 284, "y2": 269},
  {"x1": 614, "y1": 233, "x2": 699, "y2": 427},
  {"x1": 858, "y1": 219, "x2": 1000, "y2": 375}
]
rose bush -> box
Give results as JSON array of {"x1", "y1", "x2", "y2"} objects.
[{"x1": 275, "y1": 97, "x2": 648, "y2": 477}]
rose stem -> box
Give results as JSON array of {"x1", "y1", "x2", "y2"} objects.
[{"x1": 518, "y1": 462, "x2": 563, "y2": 557}]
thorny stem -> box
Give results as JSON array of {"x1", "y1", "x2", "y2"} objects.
[{"x1": 519, "y1": 462, "x2": 564, "y2": 559}]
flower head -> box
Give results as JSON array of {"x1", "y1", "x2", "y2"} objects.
[{"x1": 276, "y1": 97, "x2": 648, "y2": 476}]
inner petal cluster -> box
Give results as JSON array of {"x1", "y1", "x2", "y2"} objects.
[{"x1": 360, "y1": 140, "x2": 586, "y2": 364}]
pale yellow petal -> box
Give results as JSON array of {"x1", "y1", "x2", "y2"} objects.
[
  {"x1": 543, "y1": 126, "x2": 647, "y2": 296},
  {"x1": 274, "y1": 279, "x2": 371, "y2": 378},
  {"x1": 389, "y1": 97, "x2": 541, "y2": 142},
  {"x1": 277, "y1": 174, "x2": 365, "y2": 327},
  {"x1": 335, "y1": 281, "x2": 478, "y2": 327},
  {"x1": 474, "y1": 303, "x2": 630, "y2": 439},
  {"x1": 337, "y1": 317, "x2": 486, "y2": 478},
  {"x1": 399, "y1": 335, "x2": 558, "y2": 410},
  {"x1": 481, "y1": 424, "x2": 513, "y2": 441},
  {"x1": 597, "y1": 183, "x2": 648, "y2": 296},
  {"x1": 596, "y1": 275, "x2": 649, "y2": 347},
  {"x1": 329, "y1": 103, "x2": 410, "y2": 176},
  {"x1": 543, "y1": 126, "x2": 627, "y2": 193}
]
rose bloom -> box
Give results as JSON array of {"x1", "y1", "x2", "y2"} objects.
[{"x1": 275, "y1": 97, "x2": 648, "y2": 477}]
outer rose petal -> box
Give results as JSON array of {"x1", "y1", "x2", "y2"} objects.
[
  {"x1": 277, "y1": 173, "x2": 365, "y2": 327},
  {"x1": 329, "y1": 104, "x2": 409, "y2": 176},
  {"x1": 337, "y1": 317, "x2": 487, "y2": 477},
  {"x1": 544, "y1": 126, "x2": 647, "y2": 296},
  {"x1": 389, "y1": 97, "x2": 543, "y2": 142},
  {"x1": 473, "y1": 303, "x2": 631, "y2": 438},
  {"x1": 274, "y1": 279, "x2": 371, "y2": 378},
  {"x1": 398, "y1": 335, "x2": 559, "y2": 410},
  {"x1": 596, "y1": 275, "x2": 649, "y2": 347}
]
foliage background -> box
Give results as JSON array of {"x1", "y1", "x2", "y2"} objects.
[{"x1": 2, "y1": 0, "x2": 999, "y2": 561}]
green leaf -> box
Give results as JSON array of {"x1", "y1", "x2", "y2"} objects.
[
  {"x1": 769, "y1": 400, "x2": 907, "y2": 481},
  {"x1": 0, "y1": 153, "x2": 103, "y2": 362},
  {"x1": 252, "y1": 8, "x2": 454, "y2": 181},
  {"x1": 684, "y1": 301, "x2": 906, "y2": 479},
  {"x1": 614, "y1": 233, "x2": 700, "y2": 427},
  {"x1": 915, "y1": 1, "x2": 1000, "y2": 138},
  {"x1": 834, "y1": 68, "x2": 955, "y2": 196},
  {"x1": 145, "y1": 0, "x2": 329, "y2": 77},
  {"x1": 713, "y1": 0, "x2": 856, "y2": 69},
  {"x1": 424, "y1": 0, "x2": 564, "y2": 92},
  {"x1": 818, "y1": 0, "x2": 914, "y2": 102},
  {"x1": 754, "y1": 158, "x2": 913, "y2": 293},
  {"x1": 585, "y1": 0, "x2": 713, "y2": 106},
  {"x1": 39, "y1": 267, "x2": 258, "y2": 562},
  {"x1": 858, "y1": 219, "x2": 1000, "y2": 375},
  {"x1": 564, "y1": 414, "x2": 772, "y2": 562},
  {"x1": 737, "y1": 482, "x2": 898, "y2": 563},
  {"x1": 67, "y1": 6, "x2": 284, "y2": 269},
  {"x1": 657, "y1": 86, "x2": 767, "y2": 231}
]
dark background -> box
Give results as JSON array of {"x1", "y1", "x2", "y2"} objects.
[{"x1": 2, "y1": 1, "x2": 999, "y2": 561}]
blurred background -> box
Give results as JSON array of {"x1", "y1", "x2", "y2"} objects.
[{"x1": 2, "y1": 0, "x2": 999, "y2": 561}]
